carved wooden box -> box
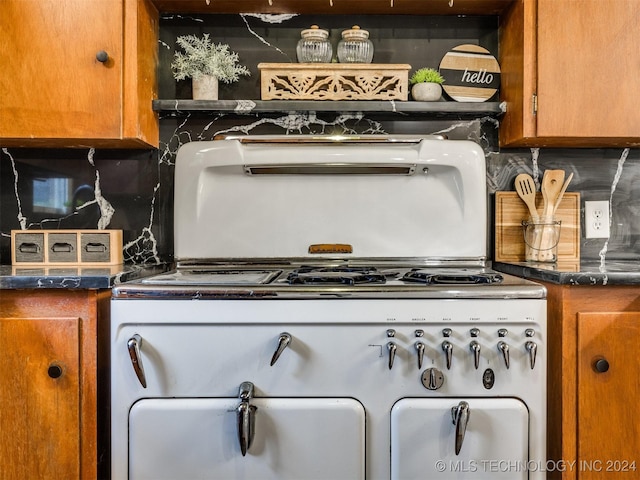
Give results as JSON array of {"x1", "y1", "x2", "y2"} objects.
[{"x1": 258, "y1": 63, "x2": 411, "y2": 101}]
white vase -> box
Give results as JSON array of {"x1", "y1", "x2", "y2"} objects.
[
  {"x1": 192, "y1": 75, "x2": 219, "y2": 100},
  {"x1": 411, "y1": 82, "x2": 442, "y2": 101}
]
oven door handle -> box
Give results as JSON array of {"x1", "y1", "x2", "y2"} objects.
[
  {"x1": 236, "y1": 381, "x2": 257, "y2": 457},
  {"x1": 127, "y1": 334, "x2": 147, "y2": 388},
  {"x1": 451, "y1": 401, "x2": 470, "y2": 455}
]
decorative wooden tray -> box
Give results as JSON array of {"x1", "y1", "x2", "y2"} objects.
[{"x1": 258, "y1": 63, "x2": 411, "y2": 101}]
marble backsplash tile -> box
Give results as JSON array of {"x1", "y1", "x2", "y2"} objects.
[{"x1": 1, "y1": 12, "x2": 638, "y2": 265}]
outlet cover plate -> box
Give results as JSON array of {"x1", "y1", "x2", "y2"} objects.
[{"x1": 585, "y1": 200, "x2": 610, "y2": 238}]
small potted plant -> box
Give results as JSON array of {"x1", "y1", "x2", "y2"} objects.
[
  {"x1": 171, "y1": 33, "x2": 251, "y2": 100},
  {"x1": 409, "y1": 68, "x2": 445, "y2": 102}
]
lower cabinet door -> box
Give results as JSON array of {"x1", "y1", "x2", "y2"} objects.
[
  {"x1": 391, "y1": 397, "x2": 529, "y2": 479},
  {"x1": 129, "y1": 397, "x2": 365, "y2": 480}
]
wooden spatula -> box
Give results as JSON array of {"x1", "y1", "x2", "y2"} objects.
[{"x1": 514, "y1": 173, "x2": 539, "y2": 220}]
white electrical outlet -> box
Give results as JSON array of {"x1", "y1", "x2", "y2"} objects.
[{"x1": 585, "y1": 200, "x2": 610, "y2": 238}]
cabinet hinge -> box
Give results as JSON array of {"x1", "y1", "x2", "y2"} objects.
[{"x1": 532, "y1": 94, "x2": 538, "y2": 115}]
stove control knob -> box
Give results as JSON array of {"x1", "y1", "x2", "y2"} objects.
[
  {"x1": 469, "y1": 340, "x2": 481, "y2": 370},
  {"x1": 421, "y1": 367, "x2": 445, "y2": 390},
  {"x1": 525, "y1": 341, "x2": 538, "y2": 369},
  {"x1": 442, "y1": 340, "x2": 453, "y2": 370},
  {"x1": 414, "y1": 329, "x2": 424, "y2": 337},
  {"x1": 497, "y1": 341, "x2": 510, "y2": 369},
  {"x1": 387, "y1": 342, "x2": 397, "y2": 370},
  {"x1": 270, "y1": 332, "x2": 292, "y2": 366},
  {"x1": 470, "y1": 328, "x2": 480, "y2": 337},
  {"x1": 525, "y1": 328, "x2": 535, "y2": 337},
  {"x1": 498, "y1": 328, "x2": 508, "y2": 338},
  {"x1": 442, "y1": 328, "x2": 452, "y2": 337},
  {"x1": 386, "y1": 329, "x2": 396, "y2": 338},
  {"x1": 415, "y1": 341, "x2": 425, "y2": 369}
]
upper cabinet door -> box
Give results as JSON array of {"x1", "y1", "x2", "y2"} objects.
[
  {"x1": 500, "y1": 0, "x2": 640, "y2": 147},
  {"x1": 0, "y1": 0, "x2": 158, "y2": 148}
]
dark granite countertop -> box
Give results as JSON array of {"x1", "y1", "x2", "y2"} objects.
[
  {"x1": 0, "y1": 264, "x2": 169, "y2": 289},
  {"x1": 493, "y1": 260, "x2": 640, "y2": 286}
]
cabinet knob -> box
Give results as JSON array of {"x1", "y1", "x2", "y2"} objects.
[
  {"x1": 47, "y1": 362, "x2": 63, "y2": 379},
  {"x1": 96, "y1": 50, "x2": 109, "y2": 63},
  {"x1": 593, "y1": 358, "x2": 610, "y2": 373}
]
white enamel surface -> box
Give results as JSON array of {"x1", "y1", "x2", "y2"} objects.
[
  {"x1": 129, "y1": 397, "x2": 365, "y2": 480},
  {"x1": 174, "y1": 138, "x2": 487, "y2": 260},
  {"x1": 391, "y1": 398, "x2": 528, "y2": 479},
  {"x1": 112, "y1": 298, "x2": 546, "y2": 480}
]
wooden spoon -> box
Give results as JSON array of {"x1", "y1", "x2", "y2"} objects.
[
  {"x1": 538, "y1": 170, "x2": 565, "y2": 260},
  {"x1": 514, "y1": 173, "x2": 539, "y2": 220},
  {"x1": 541, "y1": 170, "x2": 565, "y2": 218}
]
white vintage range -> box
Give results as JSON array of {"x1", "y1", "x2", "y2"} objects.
[{"x1": 111, "y1": 135, "x2": 546, "y2": 480}]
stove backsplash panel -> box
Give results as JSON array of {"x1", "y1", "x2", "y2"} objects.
[{"x1": 1, "y1": 13, "x2": 639, "y2": 264}]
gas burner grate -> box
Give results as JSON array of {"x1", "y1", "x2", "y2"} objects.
[
  {"x1": 287, "y1": 266, "x2": 387, "y2": 285},
  {"x1": 402, "y1": 269, "x2": 504, "y2": 285}
]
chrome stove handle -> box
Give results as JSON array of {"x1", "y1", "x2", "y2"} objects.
[
  {"x1": 451, "y1": 401, "x2": 471, "y2": 455},
  {"x1": 270, "y1": 332, "x2": 292, "y2": 366},
  {"x1": 469, "y1": 341, "x2": 481, "y2": 370},
  {"x1": 498, "y1": 341, "x2": 510, "y2": 369},
  {"x1": 127, "y1": 334, "x2": 147, "y2": 388},
  {"x1": 525, "y1": 341, "x2": 538, "y2": 369},
  {"x1": 442, "y1": 341, "x2": 453, "y2": 370},
  {"x1": 387, "y1": 342, "x2": 397, "y2": 370},
  {"x1": 236, "y1": 381, "x2": 257, "y2": 457},
  {"x1": 415, "y1": 341, "x2": 425, "y2": 369}
]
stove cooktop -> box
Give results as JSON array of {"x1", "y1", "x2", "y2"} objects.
[
  {"x1": 140, "y1": 265, "x2": 504, "y2": 287},
  {"x1": 111, "y1": 263, "x2": 546, "y2": 300}
]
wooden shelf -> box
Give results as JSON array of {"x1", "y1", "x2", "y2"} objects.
[
  {"x1": 152, "y1": 0, "x2": 514, "y2": 16},
  {"x1": 153, "y1": 99, "x2": 504, "y2": 118}
]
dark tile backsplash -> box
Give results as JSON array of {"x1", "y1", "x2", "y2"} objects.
[{"x1": 1, "y1": 13, "x2": 639, "y2": 264}]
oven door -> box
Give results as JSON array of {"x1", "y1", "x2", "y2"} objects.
[
  {"x1": 391, "y1": 397, "x2": 529, "y2": 479},
  {"x1": 129, "y1": 396, "x2": 365, "y2": 480}
]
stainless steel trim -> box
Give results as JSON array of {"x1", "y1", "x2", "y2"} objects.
[
  {"x1": 174, "y1": 256, "x2": 488, "y2": 269},
  {"x1": 215, "y1": 134, "x2": 445, "y2": 144},
  {"x1": 243, "y1": 163, "x2": 417, "y2": 176},
  {"x1": 111, "y1": 284, "x2": 547, "y2": 300}
]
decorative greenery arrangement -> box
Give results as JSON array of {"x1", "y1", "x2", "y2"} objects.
[
  {"x1": 409, "y1": 68, "x2": 445, "y2": 85},
  {"x1": 171, "y1": 33, "x2": 251, "y2": 83}
]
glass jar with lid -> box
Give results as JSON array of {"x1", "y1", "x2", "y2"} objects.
[
  {"x1": 296, "y1": 25, "x2": 332, "y2": 63},
  {"x1": 337, "y1": 25, "x2": 374, "y2": 63}
]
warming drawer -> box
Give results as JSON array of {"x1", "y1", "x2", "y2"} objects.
[{"x1": 391, "y1": 397, "x2": 529, "y2": 479}]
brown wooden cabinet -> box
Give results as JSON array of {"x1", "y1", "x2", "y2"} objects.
[
  {"x1": 499, "y1": 0, "x2": 640, "y2": 147},
  {"x1": 0, "y1": 289, "x2": 110, "y2": 479},
  {"x1": 0, "y1": 0, "x2": 159, "y2": 148},
  {"x1": 544, "y1": 282, "x2": 640, "y2": 480}
]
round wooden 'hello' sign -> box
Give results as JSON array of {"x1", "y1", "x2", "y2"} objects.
[{"x1": 439, "y1": 44, "x2": 500, "y2": 102}]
